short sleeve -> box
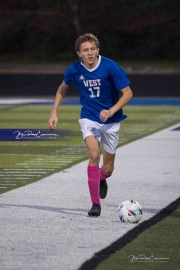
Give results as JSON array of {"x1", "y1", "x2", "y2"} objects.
[
  {"x1": 109, "y1": 61, "x2": 130, "y2": 90},
  {"x1": 64, "y1": 65, "x2": 74, "y2": 85}
]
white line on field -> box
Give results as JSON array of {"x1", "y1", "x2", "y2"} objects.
[
  {"x1": 0, "y1": 178, "x2": 30, "y2": 180},
  {"x1": 0, "y1": 184, "x2": 17, "y2": 186},
  {"x1": 0, "y1": 172, "x2": 48, "y2": 174},
  {"x1": 0, "y1": 174, "x2": 42, "y2": 177},
  {"x1": 0, "y1": 178, "x2": 27, "y2": 181},
  {"x1": 2, "y1": 168, "x2": 55, "y2": 171}
]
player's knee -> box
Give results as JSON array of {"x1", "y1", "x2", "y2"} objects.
[
  {"x1": 89, "y1": 150, "x2": 100, "y2": 164},
  {"x1": 103, "y1": 164, "x2": 114, "y2": 175}
]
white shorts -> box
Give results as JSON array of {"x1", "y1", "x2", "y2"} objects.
[{"x1": 79, "y1": 118, "x2": 120, "y2": 154}]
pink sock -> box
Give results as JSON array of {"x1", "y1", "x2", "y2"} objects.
[
  {"x1": 100, "y1": 166, "x2": 112, "y2": 181},
  {"x1": 87, "y1": 165, "x2": 100, "y2": 205}
]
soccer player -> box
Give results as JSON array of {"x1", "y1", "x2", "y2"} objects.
[{"x1": 48, "y1": 33, "x2": 133, "y2": 217}]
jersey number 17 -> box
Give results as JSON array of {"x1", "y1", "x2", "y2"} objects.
[{"x1": 88, "y1": 87, "x2": 100, "y2": 98}]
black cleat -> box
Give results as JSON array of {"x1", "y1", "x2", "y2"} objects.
[
  {"x1": 88, "y1": 204, "x2": 101, "y2": 217},
  {"x1": 100, "y1": 179, "x2": 108, "y2": 199}
]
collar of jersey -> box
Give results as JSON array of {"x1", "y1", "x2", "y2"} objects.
[{"x1": 81, "y1": 55, "x2": 101, "y2": 72}]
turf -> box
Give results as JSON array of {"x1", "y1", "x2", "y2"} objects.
[
  {"x1": 95, "y1": 205, "x2": 180, "y2": 270},
  {"x1": 0, "y1": 105, "x2": 180, "y2": 194},
  {"x1": 0, "y1": 104, "x2": 180, "y2": 270}
]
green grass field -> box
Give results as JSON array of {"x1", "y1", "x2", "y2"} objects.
[
  {"x1": 95, "y1": 205, "x2": 180, "y2": 270},
  {"x1": 0, "y1": 104, "x2": 180, "y2": 270},
  {"x1": 1, "y1": 104, "x2": 179, "y2": 194}
]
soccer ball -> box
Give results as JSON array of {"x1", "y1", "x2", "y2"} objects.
[{"x1": 117, "y1": 200, "x2": 143, "y2": 224}]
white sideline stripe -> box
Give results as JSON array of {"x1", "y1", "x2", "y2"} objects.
[
  {"x1": 0, "y1": 123, "x2": 179, "y2": 270},
  {"x1": 0, "y1": 178, "x2": 30, "y2": 180},
  {"x1": 0, "y1": 154, "x2": 49, "y2": 156},
  {"x1": 0, "y1": 98, "x2": 54, "y2": 105},
  {"x1": 17, "y1": 164, "x2": 62, "y2": 168},
  {"x1": 0, "y1": 172, "x2": 48, "y2": 174},
  {"x1": 19, "y1": 160, "x2": 71, "y2": 162},
  {"x1": 29, "y1": 160, "x2": 71, "y2": 163},
  {"x1": 0, "y1": 181, "x2": 15, "y2": 182},
  {"x1": 0, "y1": 184, "x2": 17, "y2": 186},
  {"x1": 0, "y1": 174, "x2": 42, "y2": 177},
  {"x1": 30, "y1": 157, "x2": 80, "y2": 160},
  {"x1": 3, "y1": 168, "x2": 55, "y2": 171}
]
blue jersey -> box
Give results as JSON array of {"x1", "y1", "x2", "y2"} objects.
[{"x1": 64, "y1": 55, "x2": 130, "y2": 124}]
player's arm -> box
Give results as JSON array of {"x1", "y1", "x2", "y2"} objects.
[
  {"x1": 48, "y1": 81, "x2": 69, "y2": 130},
  {"x1": 100, "y1": 86, "x2": 133, "y2": 122}
]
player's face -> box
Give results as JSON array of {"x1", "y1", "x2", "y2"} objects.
[{"x1": 77, "y1": 41, "x2": 99, "y2": 69}]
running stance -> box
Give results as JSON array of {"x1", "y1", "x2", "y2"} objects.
[{"x1": 48, "y1": 33, "x2": 133, "y2": 217}]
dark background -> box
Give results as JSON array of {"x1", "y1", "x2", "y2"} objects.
[
  {"x1": 0, "y1": 0, "x2": 180, "y2": 62},
  {"x1": 0, "y1": 1, "x2": 180, "y2": 98},
  {"x1": 0, "y1": 74, "x2": 179, "y2": 97}
]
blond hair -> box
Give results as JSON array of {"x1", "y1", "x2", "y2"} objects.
[{"x1": 75, "y1": 33, "x2": 99, "y2": 52}]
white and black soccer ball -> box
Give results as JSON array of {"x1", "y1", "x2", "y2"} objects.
[{"x1": 117, "y1": 200, "x2": 143, "y2": 224}]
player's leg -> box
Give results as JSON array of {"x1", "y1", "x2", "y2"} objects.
[
  {"x1": 79, "y1": 119, "x2": 101, "y2": 216},
  {"x1": 85, "y1": 135, "x2": 100, "y2": 166},
  {"x1": 85, "y1": 135, "x2": 101, "y2": 216},
  {"x1": 100, "y1": 122, "x2": 120, "y2": 199},
  {"x1": 101, "y1": 148, "x2": 115, "y2": 176},
  {"x1": 99, "y1": 149, "x2": 115, "y2": 199}
]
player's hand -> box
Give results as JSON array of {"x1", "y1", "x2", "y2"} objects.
[
  {"x1": 48, "y1": 114, "x2": 58, "y2": 130},
  {"x1": 99, "y1": 110, "x2": 111, "y2": 122}
]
